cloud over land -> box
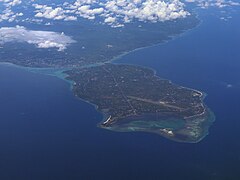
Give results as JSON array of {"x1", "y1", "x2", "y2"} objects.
[{"x1": 0, "y1": 26, "x2": 76, "y2": 51}]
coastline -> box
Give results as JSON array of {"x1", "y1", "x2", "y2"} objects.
[
  {"x1": 0, "y1": 8, "x2": 215, "y2": 143},
  {"x1": 0, "y1": 13, "x2": 202, "y2": 99},
  {"x1": 0, "y1": 10, "x2": 202, "y2": 75},
  {"x1": 0, "y1": 62, "x2": 75, "y2": 90},
  {"x1": 98, "y1": 107, "x2": 215, "y2": 143}
]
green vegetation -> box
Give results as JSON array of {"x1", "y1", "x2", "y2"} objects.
[{"x1": 66, "y1": 64, "x2": 214, "y2": 143}]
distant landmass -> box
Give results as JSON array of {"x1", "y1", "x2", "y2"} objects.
[{"x1": 0, "y1": 14, "x2": 199, "y2": 68}]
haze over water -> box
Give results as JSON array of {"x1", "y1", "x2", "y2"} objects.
[{"x1": 0, "y1": 7, "x2": 240, "y2": 180}]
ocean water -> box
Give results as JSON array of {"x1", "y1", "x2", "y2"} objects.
[{"x1": 0, "y1": 8, "x2": 240, "y2": 180}]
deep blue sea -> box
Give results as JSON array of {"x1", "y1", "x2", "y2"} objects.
[{"x1": 0, "y1": 8, "x2": 240, "y2": 180}]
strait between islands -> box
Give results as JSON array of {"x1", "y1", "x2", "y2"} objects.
[{"x1": 66, "y1": 64, "x2": 214, "y2": 143}]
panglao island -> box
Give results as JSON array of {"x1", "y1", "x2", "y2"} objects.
[
  {"x1": 66, "y1": 64, "x2": 214, "y2": 143},
  {"x1": 0, "y1": 14, "x2": 214, "y2": 143}
]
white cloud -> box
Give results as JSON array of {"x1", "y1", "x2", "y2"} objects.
[
  {"x1": 32, "y1": 0, "x2": 190, "y2": 27},
  {"x1": 185, "y1": 0, "x2": 240, "y2": 8},
  {"x1": 0, "y1": 0, "x2": 22, "y2": 6},
  {"x1": 0, "y1": 26, "x2": 76, "y2": 51},
  {"x1": 33, "y1": 4, "x2": 77, "y2": 21},
  {"x1": 2, "y1": 0, "x2": 239, "y2": 27},
  {"x1": 104, "y1": 16, "x2": 116, "y2": 24},
  {"x1": 0, "y1": 0, "x2": 23, "y2": 22}
]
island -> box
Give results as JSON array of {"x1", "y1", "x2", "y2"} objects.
[
  {"x1": 66, "y1": 64, "x2": 214, "y2": 143},
  {"x1": 0, "y1": 11, "x2": 215, "y2": 142}
]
